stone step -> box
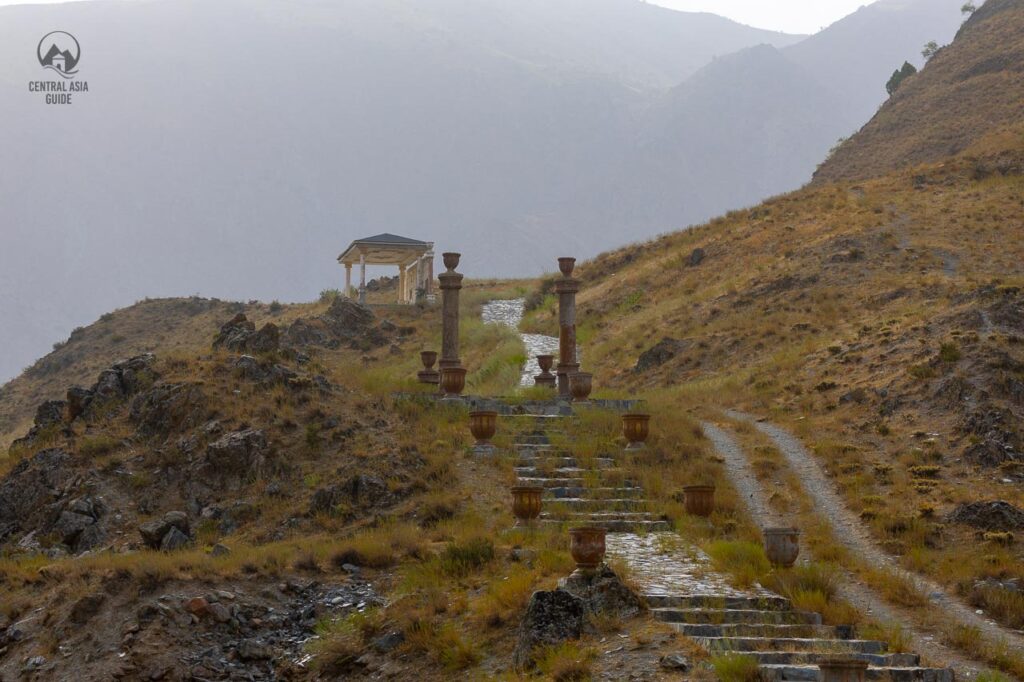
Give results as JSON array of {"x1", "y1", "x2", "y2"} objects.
[
  {"x1": 698, "y1": 637, "x2": 887, "y2": 655},
  {"x1": 646, "y1": 595, "x2": 793, "y2": 611},
  {"x1": 671, "y1": 623, "x2": 852, "y2": 639},
  {"x1": 759, "y1": 665, "x2": 952, "y2": 682},
  {"x1": 515, "y1": 466, "x2": 623, "y2": 478},
  {"x1": 515, "y1": 456, "x2": 617, "y2": 468},
  {"x1": 515, "y1": 477, "x2": 587, "y2": 488},
  {"x1": 653, "y1": 608, "x2": 822, "y2": 625},
  {"x1": 544, "y1": 498, "x2": 645, "y2": 511},
  {"x1": 745, "y1": 652, "x2": 919, "y2": 667},
  {"x1": 539, "y1": 519, "x2": 671, "y2": 532},
  {"x1": 540, "y1": 511, "x2": 657, "y2": 521},
  {"x1": 545, "y1": 487, "x2": 644, "y2": 499}
]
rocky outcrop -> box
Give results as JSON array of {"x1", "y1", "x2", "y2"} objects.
[
  {"x1": 284, "y1": 299, "x2": 387, "y2": 351},
  {"x1": 512, "y1": 590, "x2": 585, "y2": 670},
  {"x1": 559, "y1": 565, "x2": 644, "y2": 619},
  {"x1": 199, "y1": 429, "x2": 272, "y2": 490},
  {"x1": 213, "y1": 314, "x2": 281, "y2": 354},
  {"x1": 0, "y1": 449, "x2": 73, "y2": 542},
  {"x1": 308, "y1": 475, "x2": 391, "y2": 517},
  {"x1": 635, "y1": 338, "x2": 690, "y2": 372},
  {"x1": 948, "y1": 500, "x2": 1024, "y2": 531},
  {"x1": 129, "y1": 382, "x2": 208, "y2": 439}
]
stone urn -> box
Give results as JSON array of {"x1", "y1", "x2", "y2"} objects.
[
  {"x1": 442, "y1": 252, "x2": 461, "y2": 271},
  {"x1": 511, "y1": 486, "x2": 544, "y2": 527},
  {"x1": 622, "y1": 413, "x2": 651, "y2": 450},
  {"x1": 683, "y1": 485, "x2": 715, "y2": 517},
  {"x1": 569, "y1": 371, "x2": 593, "y2": 402},
  {"x1": 558, "y1": 257, "x2": 576, "y2": 277},
  {"x1": 763, "y1": 527, "x2": 800, "y2": 568},
  {"x1": 417, "y1": 350, "x2": 440, "y2": 385},
  {"x1": 817, "y1": 656, "x2": 869, "y2": 682},
  {"x1": 569, "y1": 526, "x2": 606, "y2": 574},
  {"x1": 534, "y1": 355, "x2": 556, "y2": 388},
  {"x1": 469, "y1": 410, "x2": 498, "y2": 451},
  {"x1": 440, "y1": 366, "x2": 467, "y2": 398}
]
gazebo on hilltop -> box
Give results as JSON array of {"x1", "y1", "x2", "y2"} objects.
[{"x1": 337, "y1": 233, "x2": 435, "y2": 304}]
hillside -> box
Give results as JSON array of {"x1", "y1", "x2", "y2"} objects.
[
  {"x1": 0, "y1": 0, "x2": 965, "y2": 385},
  {"x1": 520, "y1": 0, "x2": 1024, "y2": 663},
  {"x1": 814, "y1": 0, "x2": 1024, "y2": 182}
]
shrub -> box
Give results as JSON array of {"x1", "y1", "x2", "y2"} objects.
[
  {"x1": 712, "y1": 653, "x2": 763, "y2": 682},
  {"x1": 969, "y1": 585, "x2": 1024, "y2": 629},
  {"x1": 536, "y1": 642, "x2": 595, "y2": 681},
  {"x1": 269, "y1": 300, "x2": 284, "y2": 313},
  {"x1": 319, "y1": 288, "x2": 342, "y2": 302},
  {"x1": 440, "y1": 537, "x2": 495, "y2": 577},
  {"x1": 706, "y1": 541, "x2": 770, "y2": 588},
  {"x1": 78, "y1": 435, "x2": 120, "y2": 458},
  {"x1": 886, "y1": 61, "x2": 917, "y2": 96},
  {"x1": 939, "y1": 343, "x2": 961, "y2": 362}
]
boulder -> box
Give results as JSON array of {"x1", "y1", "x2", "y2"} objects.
[
  {"x1": 202, "y1": 429, "x2": 271, "y2": 488},
  {"x1": 213, "y1": 314, "x2": 256, "y2": 351},
  {"x1": 0, "y1": 449, "x2": 73, "y2": 543},
  {"x1": 33, "y1": 400, "x2": 66, "y2": 427},
  {"x1": 635, "y1": 338, "x2": 690, "y2": 372},
  {"x1": 513, "y1": 590, "x2": 585, "y2": 671},
  {"x1": 66, "y1": 387, "x2": 94, "y2": 421},
  {"x1": 139, "y1": 511, "x2": 191, "y2": 549},
  {"x1": 948, "y1": 501, "x2": 1024, "y2": 531},
  {"x1": 559, "y1": 564, "x2": 643, "y2": 619},
  {"x1": 687, "y1": 248, "x2": 706, "y2": 267},
  {"x1": 249, "y1": 323, "x2": 280, "y2": 353},
  {"x1": 309, "y1": 475, "x2": 390, "y2": 516},
  {"x1": 160, "y1": 527, "x2": 191, "y2": 551}
]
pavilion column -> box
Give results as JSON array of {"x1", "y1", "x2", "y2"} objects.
[
  {"x1": 439, "y1": 253, "x2": 463, "y2": 370},
  {"x1": 398, "y1": 265, "x2": 407, "y2": 304},
  {"x1": 425, "y1": 251, "x2": 435, "y2": 297},
  {"x1": 413, "y1": 258, "x2": 423, "y2": 303},
  {"x1": 555, "y1": 257, "x2": 580, "y2": 398},
  {"x1": 344, "y1": 264, "x2": 352, "y2": 298},
  {"x1": 359, "y1": 254, "x2": 367, "y2": 305}
]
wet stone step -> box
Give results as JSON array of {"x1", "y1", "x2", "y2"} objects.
[
  {"x1": 515, "y1": 467, "x2": 623, "y2": 478},
  {"x1": 515, "y1": 477, "x2": 586, "y2": 488},
  {"x1": 515, "y1": 456, "x2": 617, "y2": 468},
  {"x1": 673, "y1": 623, "x2": 852, "y2": 639},
  {"x1": 697, "y1": 637, "x2": 887, "y2": 655},
  {"x1": 544, "y1": 486, "x2": 644, "y2": 499},
  {"x1": 746, "y1": 652, "x2": 919, "y2": 667},
  {"x1": 545, "y1": 498, "x2": 645, "y2": 511},
  {"x1": 645, "y1": 595, "x2": 793, "y2": 611},
  {"x1": 653, "y1": 608, "x2": 823, "y2": 625},
  {"x1": 759, "y1": 665, "x2": 954, "y2": 682},
  {"x1": 541, "y1": 511, "x2": 657, "y2": 520},
  {"x1": 540, "y1": 519, "x2": 672, "y2": 532}
]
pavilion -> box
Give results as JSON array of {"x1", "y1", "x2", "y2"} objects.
[{"x1": 337, "y1": 233, "x2": 435, "y2": 304}]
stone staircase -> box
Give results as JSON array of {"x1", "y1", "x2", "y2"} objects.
[
  {"x1": 498, "y1": 407, "x2": 953, "y2": 682},
  {"x1": 650, "y1": 595, "x2": 953, "y2": 682},
  {"x1": 507, "y1": 413, "x2": 670, "y2": 532}
]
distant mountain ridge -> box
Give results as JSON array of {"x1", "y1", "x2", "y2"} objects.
[{"x1": 0, "y1": 0, "x2": 965, "y2": 383}]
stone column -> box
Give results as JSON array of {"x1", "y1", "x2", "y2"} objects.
[
  {"x1": 555, "y1": 257, "x2": 580, "y2": 397},
  {"x1": 358, "y1": 254, "x2": 367, "y2": 305},
  {"x1": 424, "y1": 250, "x2": 435, "y2": 297},
  {"x1": 438, "y1": 252, "x2": 463, "y2": 370},
  {"x1": 398, "y1": 265, "x2": 407, "y2": 304},
  {"x1": 344, "y1": 264, "x2": 352, "y2": 298}
]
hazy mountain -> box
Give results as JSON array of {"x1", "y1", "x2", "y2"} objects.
[{"x1": 0, "y1": 0, "x2": 964, "y2": 383}]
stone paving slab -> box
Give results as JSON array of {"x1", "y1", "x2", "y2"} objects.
[{"x1": 605, "y1": 532, "x2": 775, "y2": 600}]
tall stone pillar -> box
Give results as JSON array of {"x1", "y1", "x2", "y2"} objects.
[
  {"x1": 439, "y1": 252, "x2": 463, "y2": 370},
  {"x1": 344, "y1": 264, "x2": 352, "y2": 298},
  {"x1": 358, "y1": 254, "x2": 367, "y2": 305},
  {"x1": 555, "y1": 257, "x2": 580, "y2": 397}
]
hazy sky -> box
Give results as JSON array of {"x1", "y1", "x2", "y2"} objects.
[
  {"x1": 649, "y1": 0, "x2": 876, "y2": 33},
  {"x1": 1, "y1": 0, "x2": 877, "y2": 35}
]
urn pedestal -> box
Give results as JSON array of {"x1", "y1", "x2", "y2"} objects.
[
  {"x1": 683, "y1": 485, "x2": 716, "y2": 517},
  {"x1": 622, "y1": 413, "x2": 650, "y2": 450},
  {"x1": 763, "y1": 527, "x2": 800, "y2": 568},
  {"x1": 417, "y1": 351, "x2": 440, "y2": 385},
  {"x1": 469, "y1": 410, "x2": 498, "y2": 455},
  {"x1": 534, "y1": 355, "x2": 556, "y2": 389},
  {"x1": 569, "y1": 526, "x2": 606, "y2": 576},
  {"x1": 511, "y1": 486, "x2": 543, "y2": 527}
]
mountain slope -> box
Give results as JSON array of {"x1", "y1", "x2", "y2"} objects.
[{"x1": 814, "y1": 0, "x2": 1024, "y2": 182}]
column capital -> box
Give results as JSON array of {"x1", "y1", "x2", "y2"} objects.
[{"x1": 438, "y1": 271, "x2": 463, "y2": 290}]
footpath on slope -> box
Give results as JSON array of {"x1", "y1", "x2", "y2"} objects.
[
  {"x1": 701, "y1": 418, "x2": 992, "y2": 678},
  {"x1": 727, "y1": 410, "x2": 1024, "y2": 655}
]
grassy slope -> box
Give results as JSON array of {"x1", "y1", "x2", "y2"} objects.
[{"x1": 814, "y1": 0, "x2": 1024, "y2": 183}]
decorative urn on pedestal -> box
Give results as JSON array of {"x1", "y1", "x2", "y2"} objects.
[
  {"x1": 417, "y1": 350, "x2": 440, "y2": 385},
  {"x1": 763, "y1": 527, "x2": 800, "y2": 567},
  {"x1": 511, "y1": 486, "x2": 544, "y2": 527},
  {"x1": 568, "y1": 371, "x2": 593, "y2": 402},
  {"x1": 534, "y1": 355, "x2": 556, "y2": 389},
  {"x1": 622, "y1": 413, "x2": 651, "y2": 450},
  {"x1": 568, "y1": 526, "x2": 606, "y2": 575},
  {"x1": 440, "y1": 366, "x2": 467, "y2": 399},
  {"x1": 468, "y1": 410, "x2": 498, "y2": 454},
  {"x1": 682, "y1": 485, "x2": 716, "y2": 517}
]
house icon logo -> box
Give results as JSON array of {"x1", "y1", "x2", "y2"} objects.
[{"x1": 37, "y1": 31, "x2": 80, "y2": 78}]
